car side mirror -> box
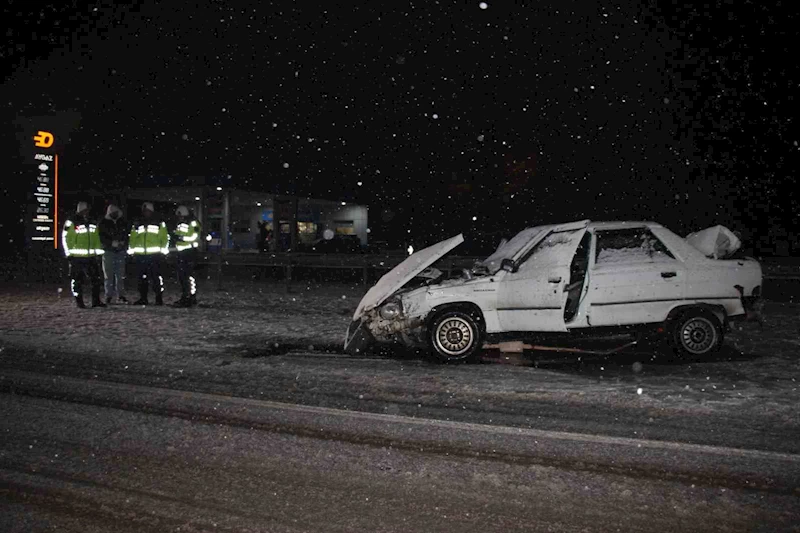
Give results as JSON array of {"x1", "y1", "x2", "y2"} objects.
[{"x1": 500, "y1": 258, "x2": 517, "y2": 273}]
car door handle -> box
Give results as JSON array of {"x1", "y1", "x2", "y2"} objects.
[
  {"x1": 548, "y1": 276, "x2": 562, "y2": 283},
  {"x1": 661, "y1": 271, "x2": 677, "y2": 278}
]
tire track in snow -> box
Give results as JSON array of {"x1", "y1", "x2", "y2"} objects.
[{"x1": 2, "y1": 370, "x2": 799, "y2": 497}]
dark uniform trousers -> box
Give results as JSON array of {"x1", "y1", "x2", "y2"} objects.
[
  {"x1": 135, "y1": 254, "x2": 164, "y2": 303},
  {"x1": 69, "y1": 257, "x2": 103, "y2": 303},
  {"x1": 176, "y1": 249, "x2": 197, "y2": 302}
]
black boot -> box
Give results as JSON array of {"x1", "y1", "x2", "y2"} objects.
[
  {"x1": 75, "y1": 296, "x2": 86, "y2": 309},
  {"x1": 155, "y1": 293, "x2": 164, "y2": 306},
  {"x1": 189, "y1": 295, "x2": 198, "y2": 307},
  {"x1": 92, "y1": 298, "x2": 107, "y2": 308},
  {"x1": 172, "y1": 297, "x2": 190, "y2": 308},
  {"x1": 133, "y1": 288, "x2": 148, "y2": 306}
]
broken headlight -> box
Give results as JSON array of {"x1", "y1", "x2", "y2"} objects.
[{"x1": 379, "y1": 300, "x2": 402, "y2": 320}]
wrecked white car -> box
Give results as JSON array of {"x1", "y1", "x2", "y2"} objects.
[{"x1": 345, "y1": 220, "x2": 763, "y2": 362}]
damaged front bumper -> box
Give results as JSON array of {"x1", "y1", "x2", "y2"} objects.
[
  {"x1": 343, "y1": 312, "x2": 426, "y2": 355},
  {"x1": 344, "y1": 318, "x2": 375, "y2": 355}
]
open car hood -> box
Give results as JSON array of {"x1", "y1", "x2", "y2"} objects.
[{"x1": 352, "y1": 234, "x2": 464, "y2": 320}]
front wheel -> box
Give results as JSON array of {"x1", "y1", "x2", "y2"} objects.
[
  {"x1": 428, "y1": 310, "x2": 484, "y2": 364},
  {"x1": 670, "y1": 309, "x2": 724, "y2": 358}
]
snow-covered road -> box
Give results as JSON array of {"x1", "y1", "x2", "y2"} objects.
[
  {"x1": 1, "y1": 278, "x2": 797, "y2": 424},
  {"x1": 2, "y1": 372, "x2": 798, "y2": 532},
  {"x1": 2, "y1": 279, "x2": 799, "y2": 530}
]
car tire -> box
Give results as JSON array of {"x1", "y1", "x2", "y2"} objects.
[
  {"x1": 670, "y1": 309, "x2": 724, "y2": 358},
  {"x1": 428, "y1": 309, "x2": 484, "y2": 364}
]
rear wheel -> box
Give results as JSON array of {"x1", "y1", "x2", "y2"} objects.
[
  {"x1": 428, "y1": 310, "x2": 484, "y2": 364},
  {"x1": 670, "y1": 309, "x2": 723, "y2": 358}
]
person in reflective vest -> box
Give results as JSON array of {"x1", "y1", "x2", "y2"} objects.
[
  {"x1": 128, "y1": 202, "x2": 169, "y2": 305},
  {"x1": 171, "y1": 205, "x2": 200, "y2": 307},
  {"x1": 62, "y1": 201, "x2": 106, "y2": 308}
]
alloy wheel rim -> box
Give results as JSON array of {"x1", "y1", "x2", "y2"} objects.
[
  {"x1": 435, "y1": 317, "x2": 474, "y2": 356},
  {"x1": 681, "y1": 317, "x2": 717, "y2": 354}
]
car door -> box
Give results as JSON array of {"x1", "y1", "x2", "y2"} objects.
[
  {"x1": 497, "y1": 225, "x2": 589, "y2": 332},
  {"x1": 587, "y1": 227, "x2": 686, "y2": 326}
]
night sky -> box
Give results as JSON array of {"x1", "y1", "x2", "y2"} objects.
[{"x1": 2, "y1": 1, "x2": 798, "y2": 254}]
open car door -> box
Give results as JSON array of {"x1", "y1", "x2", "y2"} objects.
[{"x1": 497, "y1": 221, "x2": 589, "y2": 332}]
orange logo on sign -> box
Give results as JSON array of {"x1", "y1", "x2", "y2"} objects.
[{"x1": 33, "y1": 131, "x2": 54, "y2": 148}]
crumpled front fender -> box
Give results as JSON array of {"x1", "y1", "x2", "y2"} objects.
[
  {"x1": 367, "y1": 313, "x2": 425, "y2": 338},
  {"x1": 345, "y1": 309, "x2": 427, "y2": 355}
]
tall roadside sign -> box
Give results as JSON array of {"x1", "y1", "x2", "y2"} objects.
[
  {"x1": 31, "y1": 131, "x2": 57, "y2": 247},
  {"x1": 14, "y1": 111, "x2": 81, "y2": 252}
]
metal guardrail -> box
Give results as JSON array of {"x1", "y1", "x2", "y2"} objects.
[
  {"x1": 197, "y1": 251, "x2": 800, "y2": 285},
  {"x1": 735, "y1": 259, "x2": 798, "y2": 280},
  {"x1": 196, "y1": 251, "x2": 479, "y2": 288},
  {"x1": 3, "y1": 252, "x2": 796, "y2": 288}
]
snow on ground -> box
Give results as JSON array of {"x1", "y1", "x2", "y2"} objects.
[
  {"x1": 0, "y1": 279, "x2": 361, "y2": 359},
  {"x1": 0, "y1": 279, "x2": 798, "y2": 420}
]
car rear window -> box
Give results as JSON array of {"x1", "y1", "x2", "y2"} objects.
[{"x1": 595, "y1": 228, "x2": 675, "y2": 265}]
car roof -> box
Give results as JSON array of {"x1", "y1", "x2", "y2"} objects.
[{"x1": 586, "y1": 221, "x2": 663, "y2": 231}]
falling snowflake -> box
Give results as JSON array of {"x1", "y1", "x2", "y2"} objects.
[
  {"x1": 283, "y1": 163, "x2": 289, "y2": 168},
  {"x1": 637, "y1": 388, "x2": 643, "y2": 395},
  {"x1": 479, "y1": 2, "x2": 488, "y2": 9}
]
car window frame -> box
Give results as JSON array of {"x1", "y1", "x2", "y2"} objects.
[
  {"x1": 592, "y1": 226, "x2": 679, "y2": 269},
  {"x1": 513, "y1": 227, "x2": 587, "y2": 274}
]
